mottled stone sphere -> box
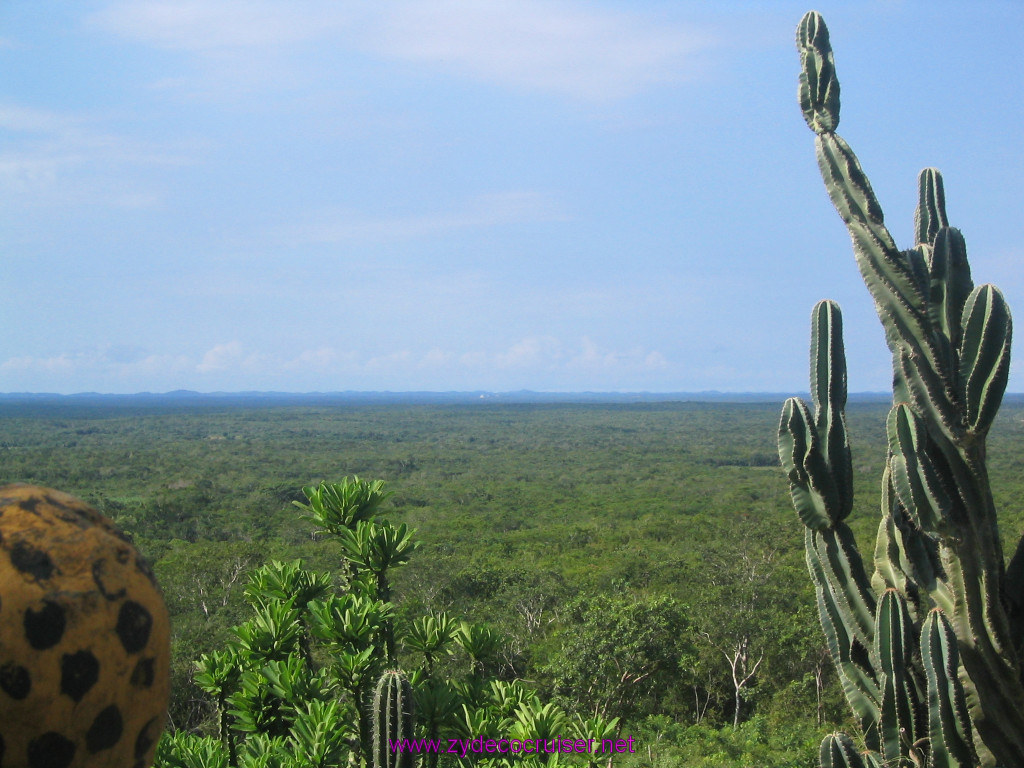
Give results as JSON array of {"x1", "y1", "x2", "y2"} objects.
[{"x1": 0, "y1": 484, "x2": 170, "y2": 768}]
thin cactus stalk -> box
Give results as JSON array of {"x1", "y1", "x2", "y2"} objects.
[
  {"x1": 372, "y1": 669, "x2": 416, "y2": 768},
  {"x1": 780, "y1": 11, "x2": 1024, "y2": 768}
]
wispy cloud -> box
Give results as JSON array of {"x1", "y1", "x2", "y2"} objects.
[
  {"x1": 90, "y1": 0, "x2": 714, "y2": 102},
  {"x1": 0, "y1": 336, "x2": 670, "y2": 393},
  {"x1": 0, "y1": 348, "x2": 192, "y2": 392},
  {"x1": 365, "y1": 0, "x2": 714, "y2": 101},
  {"x1": 0, "y1": 103, "x2": 192, "y2": 209},
  {"x1": 89, "y1": 0, "x2": 351, "y2": 52}
]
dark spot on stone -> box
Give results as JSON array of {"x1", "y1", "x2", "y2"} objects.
[
  {"x1": 60, "y1": 650, "x2": 99, "y2": 703},
  {"x1": 116, "y1": 546, "x2": 131, "y2": 564},
  {"x1": 92, "y1": 561, "x2": 126, "y2": 601},
  {"x1": 17, "y1": 496, "x2": 42, "y2": 515},
  {"x1": 27, "y1": 732, "x2": 75, "y2": 768},
  {"x1": 85, "y1": 705, "x2": 123, "y2": 753},
  {"x1": 24, "y1": 601, "x2": 66, "y2": 650},
  {"x1": 117, "y1": 601, "x2": 152, "y2": 654},
  {"x1": 0, "y1": 663, "x2": 31, "y2": 700},
  {"x1": 134, "y1": 717, "x2": 161, "y2": 760},
  {"x1": 53, "y1": 509, "x2": 85, "y2": 529},
  {"x1": 43, "y1": 494, "x2": 77, "y2": 518},
  {"x1": 10, "y1": 540, "x2": 55, "y2": 581},
  {"x1": 130, "y1": 657, "x2": 155, "y2": 688}
]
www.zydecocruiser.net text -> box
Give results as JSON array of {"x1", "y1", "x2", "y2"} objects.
[{"x1": 390, "y1": 736, "x2": 637, "y2": 758}]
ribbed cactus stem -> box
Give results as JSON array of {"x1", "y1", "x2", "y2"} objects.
[
  {"x1": 874, "y1": 590, "x2": 920, "y2": 764},
  {"x1": 797, "y1": 11, "x2": 840, "y2": 134},
  {"x1": 372, "y1": 669, "x2": 415, "y2": 768},
  {"x1": 922, "y1": 609, "x2": 978, "y2": 768},
  {"x1": 915, "y1": 168, "x2": 948, "y2": 247}
]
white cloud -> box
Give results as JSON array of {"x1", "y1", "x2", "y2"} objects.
[
  {"x1": 0, "y1": 103, "x2": 192, "y2": 210},
  {"x1": 0, "y1": 336, "x2": 671, "y2": 393},
  {"x1": 493, "y1": 336, "x2": 564, "y2": 369},
  {"x1": 566, "y1": 336, "x2": 667, "y2": 371},
  {"x1": 283, "y1": 347, "x2": 340, "y2": 370},
  {"x1": 196, "y1": 341, "x2": 270, "y2": 374},
  {"x1": 0, "y1": 348, "x2": 193, "y2": 392},
  {"x1": 367, "y1": 0, "x2": 714, "y2": 101},
  {"x1": 89, "y1": 0, "x2": 351, "y2": 52},
  {"x1": 1, "y1": 354, "x2": 76, "y2": 374},
  {"x1": 91, "y1": 0, "x2": 714, "y2": 102}
]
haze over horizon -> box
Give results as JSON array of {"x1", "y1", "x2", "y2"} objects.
[{"x1": 3, "y1": 2, "x2": 1023, "y2": 395}]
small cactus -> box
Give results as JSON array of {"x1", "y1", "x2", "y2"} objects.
[
  {"x1": 780, "y1": 12, "x2": 1024, "y2": 768},
  {"x1": 372, "y1": 669, "x2": 415, "y2": 768}
]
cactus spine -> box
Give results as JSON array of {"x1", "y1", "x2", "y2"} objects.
[
  {"x1": 372, "y1": 669, "x2": 416, "y2": 768},
  {"x1": 780, "y1": 11, "x2": 1024, "y2": 768}
]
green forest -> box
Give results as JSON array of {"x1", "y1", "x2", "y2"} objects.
[{"x1": 3, "y1": 396, "x2": 1024, "y2": 767}]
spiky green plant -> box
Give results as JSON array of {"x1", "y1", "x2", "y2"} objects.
[
  {"x1": 779, "y1": 11, "x2": 1024, "y2": 768},
  {"x1": 372, "y1": 669, "x2": 416, "y2": 768}
]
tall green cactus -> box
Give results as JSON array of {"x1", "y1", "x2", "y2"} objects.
[
  {"x1": 780, "y1": 11, "x2": 1024, "y2": 768},
  {"x1": 372, "y1": 669, "x2": 416, "y2": 768}
]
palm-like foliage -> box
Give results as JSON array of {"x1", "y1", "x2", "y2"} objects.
[
  {"x1": 308, "y1": 592, "x2": 391, "y2": 649},
  {"x1": 571, "y1": 714, "x2": 620, "y2": 768},
  {"x1": 232, "y1": 601, "x2": 303, "y2": 665},
  {"x1": 403, "y1": 612, "x2": 459, "y2": 675},
  {"x1": 243, "y1": 560, "x2": 332, "y2": 611},
  {"x1": 338, "y1": 521, "x2": 419, "y2": 592},
  {"x1": 510, "y1": 699, "x2": 570, "y2": 765},
  {"x1": 454, "y1": 621, "x2": 501, "y2": 676},
  {"x1": 287, "y1": 700, "x2": 350, "y2": 768},
  {"x1": 155, "y1": 733, "x2": 229, "y2": 768},
  {"x1": 293, "y1": 477, "x2": 392, "y2": 537}
]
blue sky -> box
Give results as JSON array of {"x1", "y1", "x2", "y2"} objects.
[{"x1": 2, "y1": 2, "x2": 1022, "y2": 394}]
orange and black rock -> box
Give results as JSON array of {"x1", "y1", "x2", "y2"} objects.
[{"x1": 0, "y1": 484, "x2": 170, "y2": 768}]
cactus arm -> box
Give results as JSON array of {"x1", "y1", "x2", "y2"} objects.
[
  {"x1": 778, "y1": 301, "x2": 852, "y2": 530},
  {"x1": 797, "y1": 11, "x2": 840, "y2": 134},
  {"x1": 922, "y1": 610, "x2": 979, "y2": 768},
  {"x1": 872, "y1": 473, "x2": 954, "y2": 618},
  {"x1": 807, "y1": 530, "x2": 881, "y2": 748},
  {"x1": 817, "y1": 525, "x2": 878, "y2": 646},
  {"x1": 916, "y1": 168, "x2": 949, "y2": 248},
  {"x1": 958, "y1": 285, "x2": 1012, "y2": 437},
  {"x1": 926, "y1": 225, "x2": 973, "y2": 375},
  {"x1": 780, "y1": 298, "x2": 883, "y2": 750},
  {"x1": 886, "y1": 404, "x2": 951, "y2": 532},
  {"x1": 874, "y1": 590, "x2": 922, "y2": 765},
  {"x1": 780, "y1": 397, "x2": 838, "y2": 531},
  {"x1": 811, "y1": 300, "x2": 853, "y2": 521}
]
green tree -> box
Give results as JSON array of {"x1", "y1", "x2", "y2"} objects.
[{"x1": 545, "y1": 590, "x2": 692, "y2": 725}]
